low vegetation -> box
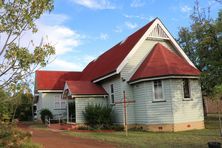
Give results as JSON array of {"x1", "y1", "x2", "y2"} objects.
[
  {"x1": 40, "y1": 109, "x2": 53, "y2": 124},
  {"x1": 64, "y1": 115, "x2": 222, "y2": 148},
  {"x1": 0, "y1": 122, "x2": 31, "y2": 147},
  {"x1": 83, "y1": 104, "x2": 113, "y2": 129}
]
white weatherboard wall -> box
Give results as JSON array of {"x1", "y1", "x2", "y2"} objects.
[
  {"x1": 36, "y1": 92, "x2": 66, "y2": 118},
  {"x1": 171, "y1": 79, "x2": 204, "y2": 123},
  {"x1": 132, "y1": 80, "x2": 174, "y2": 124},
  {"x1": 75, "y1": 97, "x2": 108, "y2": 123},
  {"x1": 101, "y1": 76, "x2": 124, "y2": 124},
  {"x1": 120, "y1": 39, "x2": 177, "y2": 124}
]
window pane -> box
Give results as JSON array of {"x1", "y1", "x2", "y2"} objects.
[
  {"x1": 183, "y1": 79, "x2": 190, "y2": 98},
  {"x1": 111, "y1": 84, "x2": 114, "y2": 93},
  {"x1": 154, "y1": 80, "x2": 163, "y2": 100},
  {"x1": 61, "y1": 102, "x2": 66, "y2": 108},
  {"x1": 55, "y1": 102, "x2": 60, "y2": 109},
  {"x1": 111, "y1": 94, "x2": 114, "y2": 103}
]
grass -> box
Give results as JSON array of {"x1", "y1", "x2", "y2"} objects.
[
  {"x1": 20, "y1": 141, "x2": 43, "y2": 148},
  {"x1": 63, "y1": 116, "x2": 222, "y2": 148}
]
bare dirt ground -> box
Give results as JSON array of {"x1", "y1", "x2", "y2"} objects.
[{"x1": 19, "y1": 123, "x2": 116, "y2": 148}]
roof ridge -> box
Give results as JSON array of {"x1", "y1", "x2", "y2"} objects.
[{"x1": 159, "y1": 44, "x2": 172, "y2": 74}]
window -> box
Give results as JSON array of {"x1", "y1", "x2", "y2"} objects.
[
  {"x1": 54, "y1": 95, "x2": 66, "y2": 109},
  {"x1": 153, "y1": 80, "x2": 164, "y2": 101},
  {"x1": 183, "y1": 79, "x2": 190, "y2": 99},
  {"x1": 110, "y1": 84, "x2": 114, "y2": 103}
]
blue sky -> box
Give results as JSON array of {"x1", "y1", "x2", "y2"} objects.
[{"x1": 35, "y1": 0, "x2": 221, "y2": 71}]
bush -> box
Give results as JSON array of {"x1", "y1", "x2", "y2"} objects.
[
  {"x1": 0, "y1": 122, "x2": 31, "y2": 147},
  {"x1": 15, "y1": 104, "x2": 32, "y2": 121},
  {"x1": 40, "y1": 109, "x2": 53, "y2": 124},
  {"x1": 83, "y1": 104, "x2": 112, "y2": 129}
]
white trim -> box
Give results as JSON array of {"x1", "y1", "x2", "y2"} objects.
[
  {"x1": 93, "y1": 71, "x2": 117, "y2": 83},
  {"x1": 117, "y1": 18, "x2": 197, "y2": 75},
  {"x1": 38, "y1": 90, "x2": 63, "y2": 93},
  {"x1": 71, "y1": 94, "x2": 108, "y2": 98},
  {"x1": 154, "y1": 19, "x2": 196, "y2": 68},
  {"x1": 129, "y1": 75, "x2": 199, "y2": 84},
  {"x1": 152, "y1": 80, "x2": 165, "y2": 102},
  {"x1": 146, "y1": 36, "x2": 170, "y2": 40}
]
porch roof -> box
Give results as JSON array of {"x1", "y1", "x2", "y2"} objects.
[{"x1": 66, "y1": 81, "x2": 107, "y2": 95}]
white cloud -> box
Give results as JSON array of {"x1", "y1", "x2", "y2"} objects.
[
  {"x1": 45, "y1": 58, "x2": 83, "y2": 71},
  {"x1": 19, "y1": 13, "x2": 83, "y2": 55},
  {"x1": 99, "y1": 33, "x2": 109, "y2": 40},
  {"x1": 114, "y1": 26, "x2": 122, "y2": 33},
  {"x1": 123, "y1": 14, "x2": 148, "y2": 20},
  {"x1": 180, "y1": 5, "x2": 191, "y2": 13},
  {"x1": 130, "y1": 0, "x2": 145, "y2": 8},
  {"x1": 125, "y1": 22, "x2": 138, "y2": 29},
  {"x1": 71, "y1": 0, "x2": 116, "y2": 10}
]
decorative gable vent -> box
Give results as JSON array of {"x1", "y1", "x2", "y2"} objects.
[{"x1": 147, "y1": 24, "x2": 169, "y2": 40}]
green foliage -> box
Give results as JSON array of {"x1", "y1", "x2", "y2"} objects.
[
  {"x1": 211, "y1": 84, "x2": 222, "y2": 101},
  {"x1": 0, "y1": 0, "x2": 55, "y2": 90},
  {"x1": 0, "y1": 88, "x2": 12, "y2": 121},
  {"x1": 14, "y1": 92, "x2": 33, "y2": 121},
  {"x1": 0, "y1": 122, "x2": 31, "y2": 147},
  {"x1": 177, "y1": 1, "x2": 222, "y2": 95},
  {"x1": 15, "y1": 104, "x2": 32, "y2": 121},
  {"x1": 40, "y1": 109, "x2": 53, "y2": 124},
  {"x1": 83, "y1": 104, "x2": 113, "y2": 129}
]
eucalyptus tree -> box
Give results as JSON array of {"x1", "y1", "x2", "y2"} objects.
[{"x1": 0, "y1": 0, "x2": 55, "y2": 91}]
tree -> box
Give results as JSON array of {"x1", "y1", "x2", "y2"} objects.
[
  {"x1": 0, "y1": 0, "x2": 55, "y2": 91},
  {"x1": 177, "y1": 0, "x2": 222, "y2": 96}
]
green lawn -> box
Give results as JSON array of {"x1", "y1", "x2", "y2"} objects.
[{"x1": 63, "y1": 116, "x2": 222, "y2": 148}]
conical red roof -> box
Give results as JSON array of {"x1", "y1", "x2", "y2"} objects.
[{"x1": 130, "y1": 43, "x2": 200, "y2": 82}]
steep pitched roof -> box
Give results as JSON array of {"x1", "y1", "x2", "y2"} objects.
[
  {"x1": 80, "y1": 19, "x2": 156, "y2": 81},
  {"x1": 130, "y1": 43, "x2": 200, "y2": 82},
  {"x1": 36, "y1": 70, "x2": 81, "y2": 90},
  {"x1": 66, "y1": 81, "x2": 107, "y2": 95}
]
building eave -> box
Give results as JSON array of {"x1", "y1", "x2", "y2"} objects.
[
  {"x1": 38, "y1": 90, "x2": 63, "y2": 93},
  {"x1": 71, "y1": 94, "x2": 108, "y2": 98},
  {"x1": 93, "y1": 71, "x2": 117, "y2": 83},
  {"x1": 129, "y1": 75, "x2": 200, "y2": 84}
]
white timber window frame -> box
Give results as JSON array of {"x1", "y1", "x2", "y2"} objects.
[
  {"x1": 54, "y1": 94, "x2": 66, "y2": 109},
  {"x1": 152, "y1": 80, "x2": 165, "y2": 102},
  {"x1": 110, "y1": 84, "x2": 115, "y2": 104},
  {"x1": 182, "y1": 79, "x2": 192, "y2": 101}
]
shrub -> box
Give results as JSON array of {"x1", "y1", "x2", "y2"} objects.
[
  {"x1": 0, "y1": 122, "x2": 31, "y2": 147},
  {"x1": 40, "y1": 109, "x2": 53, "y2": 124},
  {"x1": 15, "y1": 104, "x2": 32, "y2": 121},
  {"x1": 83, "y1": 104, "x2": 112, "y2": 129}
]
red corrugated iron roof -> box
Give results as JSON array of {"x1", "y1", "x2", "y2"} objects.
[
  {"x1": 36, "y1": 70, "x2": 82, "y2": 90},
  {"x1": 66, "y1": 81, "x2": 107, "y2": 95},
  {"x1": 130, "y1": 43, "x2": 200, "y2": 82},
  {"x1": 35, "y1": 19, "x2": 156, "y2": 91},
  {"x1": 80, "y1": 19, "x2": 156, "y2": 81}
]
